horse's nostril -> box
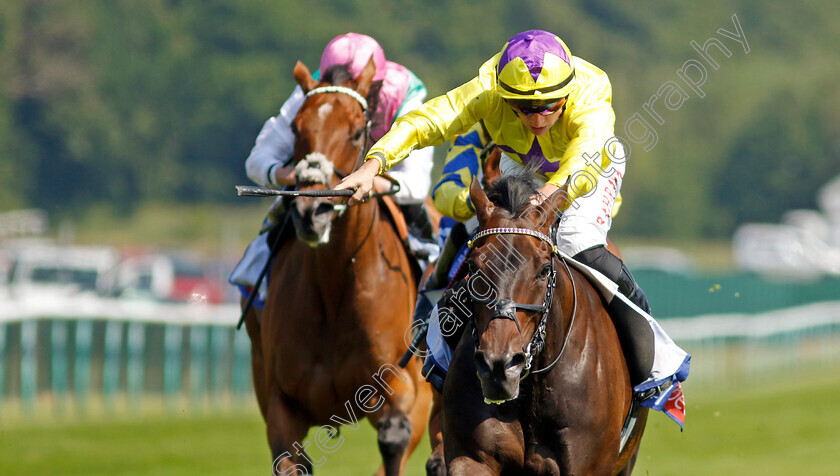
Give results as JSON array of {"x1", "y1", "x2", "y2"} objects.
[
  {"x1": 474, "y1": 350, "x2": 491, "y2": 375},
  {"x1": 509, "y1": 353, "x2": 525, "y2": 368},
  {"x1": 508, "y1": 352, "x2": 527, "y2": 370},
  {"x1": 315, "y1": 202, "x2": 335, "y2": 216}
]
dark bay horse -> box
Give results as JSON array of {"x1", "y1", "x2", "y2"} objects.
[
  {"x1": 440, "y1": 177, "x2": 647, "y2": 475},
  {"x1": 244, "y1": 58, "x2": 431, "y2": 476},
  {"x1": 425, "y1": 148, "x2": 624, "y2": 476}
]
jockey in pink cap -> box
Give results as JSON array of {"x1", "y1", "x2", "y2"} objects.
[
  {"x1": 231, "y1": 33, "x2": 437, "y2": 311},
  {"x1": 244, "y1": 32, "x2": 432, "y2": 197},
  {"x1": 320, "y1": 32, "x2": 388, "y2": 82}
]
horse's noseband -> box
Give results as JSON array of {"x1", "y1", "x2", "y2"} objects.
[{"x1": 490, "y1": 299, "x2": 522, "y2": 332}]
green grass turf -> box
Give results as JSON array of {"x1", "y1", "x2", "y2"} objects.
[
  {"x1": 633, "y1": 373, "x2": 840, "y2": 476},
  {"x1": 1, "y1": 373, "x2": 838, "y2": 475}
]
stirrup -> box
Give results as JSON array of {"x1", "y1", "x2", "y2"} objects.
[{"x1": 634, "y1": 379, "x2": 673, "y2": 403}]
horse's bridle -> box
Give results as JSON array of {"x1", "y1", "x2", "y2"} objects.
[
  {"x1": 303, "y1": 86, "x2": 370, "y2": 178},
  {"x1": 297, "y1": 86, "x2": 400, "y2": 204},
  {"x1": 466, "y1": 226, "x2": 578, "y2": 379}
]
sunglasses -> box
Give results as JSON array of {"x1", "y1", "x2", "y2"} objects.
[{"x1": 508, "y1": 98, "x2": 566, "y2": 116}]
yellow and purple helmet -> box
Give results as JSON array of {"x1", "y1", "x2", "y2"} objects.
[{"x1": 496, "y1": 30, "x2": 577, "y2": 102}]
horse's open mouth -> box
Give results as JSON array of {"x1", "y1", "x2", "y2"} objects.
[
  {"x1": 474, "y1": 347, "x2": 527, "y2": 403},
  {"x1": 477, "y1": 374, "x2": 520, "y2": 403},
  {"x1": 290, "y1": 201, "x2": 334, "y2": 246}
]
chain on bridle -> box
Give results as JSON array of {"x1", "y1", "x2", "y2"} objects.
[{"x1": 466, "y1": 226, "x2": 578, "y2": 378}]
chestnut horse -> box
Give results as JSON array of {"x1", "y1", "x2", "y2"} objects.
[
  {"x1": 244, "y1": 59, "x2": 431, "y2": 476},
  {"x1": 439, "y1": 176, "x2": 647, "y2": 475}
]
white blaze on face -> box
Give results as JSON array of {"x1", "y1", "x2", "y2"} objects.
[{"x1": 318, "y1": 103, "x2": 333, "y2": 120}]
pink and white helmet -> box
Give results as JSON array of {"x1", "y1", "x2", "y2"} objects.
[{"x1": 319, "y1": 33, "x2": 388, "y2": 82}]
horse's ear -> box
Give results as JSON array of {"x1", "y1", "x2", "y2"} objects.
[
  {"x1": 354, "y1": 56, "x2": 376, "y2": 97},
  {"x1": 470, "y1": 176, "x2": 495, "y2": 225},
  {"x1": 293, "y1": 61, "x2": 319, "y2": 94}
]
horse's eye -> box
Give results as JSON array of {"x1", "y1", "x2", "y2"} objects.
[
  {"x1": 351, "y1": 128, "x2": 364, "y2": 142},
  {"x1": 538, "y1": 263, "x2": 551, "y2": 280}
]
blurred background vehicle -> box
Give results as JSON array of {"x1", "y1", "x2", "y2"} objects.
[
  {"x1": 733, "y1": 175, "x2": 840, "y2": 280},
  {"x1": 5, "y1": 241, "x2": 120, "y2": 300},
  {"x1": 114, "y1": 251, "x2": 228, "y2": 304}
]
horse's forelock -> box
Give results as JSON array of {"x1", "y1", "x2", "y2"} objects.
[
  {"x1": 321, "y1": 63, "x2": 356, "y2": 85},
  {"x1": 485, "y1": 169, "x2": 540, "y2": 217},
  {"x1": 321, "y1": 63, "x2": 382, "y2": 117}
]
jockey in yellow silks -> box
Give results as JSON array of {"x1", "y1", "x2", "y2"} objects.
[
  {"x1": 379, "y1": 47, "x2": 622, "y2": 227},
  {"x1": 337, "y1": 30, "x2": 690, "y2": 426}
]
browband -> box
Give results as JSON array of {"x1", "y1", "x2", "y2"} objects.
[
  {"x1": 304, "y1": 86, "x2": 368, "y2": 111},
  {"x1": 467, "y1": 227, "x2": 558, "y2": 254}
]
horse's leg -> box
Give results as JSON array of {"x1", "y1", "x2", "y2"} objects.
[
  {"x1": 425, "y1": 389, "x2": 446, "y2": 476},
  {"x1": 447, "y1": 456, "x2": 499, "y2": 476},
  {"x1": 375, "y1": 408, "x2": 412, "y2": 476},
  {"x1": 266, "y1": 387, "x2": 313, "y2": 475},
  {"x1": 242, "y1": 302, "x2": 269, "y2": 420},
  {"x1": 615, "y1": 450, "x2": 639, "y2": 476},
  {"x1": 404, "y1": 360, "x2": 433, "y2": 472},
  {"x1": 359, "y1": 403, "x2": 410, "y2": 476},
  {"x1": 365, "y1": 358, "x2": 430, "y2": 476}
]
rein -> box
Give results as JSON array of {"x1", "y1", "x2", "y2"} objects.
[{"x1": 466, "y1": 226, "x2": 578, "y2": 378}]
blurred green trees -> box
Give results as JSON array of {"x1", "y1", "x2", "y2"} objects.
[{"x1": 0, "y1": 0, "x2": 838, "y2": 238}]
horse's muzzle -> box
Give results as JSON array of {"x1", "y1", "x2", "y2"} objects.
[
  {"x1": 474, "y1": 348, "x2": 527, "y2": 403},
  {"x1": 291, "y1": 198, "x2": 335, "y2": 246}
]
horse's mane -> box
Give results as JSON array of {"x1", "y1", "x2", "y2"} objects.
[{"x1": 484, "y1": 161, "x2": 543, "y2": 216}]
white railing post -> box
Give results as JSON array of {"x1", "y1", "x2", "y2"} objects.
[{"x1": 126, "y1": 322, "x2": 145, "y2": 411}]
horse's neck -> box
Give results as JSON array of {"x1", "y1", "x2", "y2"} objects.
[
  {"x1": 543, "y1": 268, "x2": 611, "y2": 370},
  {"x1": 542, "y1": 269, "x2": 582, "y2": 364},
  {"x1": 307, "y1": 200, "x2": 411, "y2": 321}
]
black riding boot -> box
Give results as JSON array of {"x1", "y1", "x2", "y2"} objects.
[
  {"x1": 573, "y1": 245, "x2": 651, "y2": 313},
  {"x1": 573, "y1": 245, "x2": 655, "y2": 387}
]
